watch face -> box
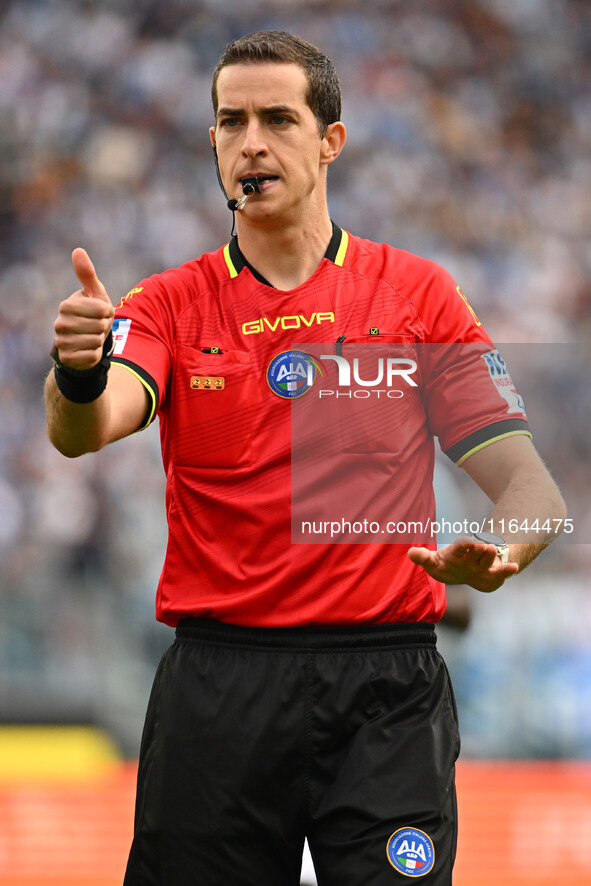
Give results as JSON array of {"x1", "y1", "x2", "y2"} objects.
[{"x1": 473, "y1": 531, "x2": 507, "y2": 548}]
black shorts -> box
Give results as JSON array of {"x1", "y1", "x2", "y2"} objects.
[{"x1": 124, "y1": 619, "x2": 460, "y2": 886}]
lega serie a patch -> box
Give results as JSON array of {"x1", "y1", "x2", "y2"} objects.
[
  {"x1": 266, "y1": 350, "x2": 324, "y2": 399},
  {"x1": 112, "y1": 318, "x2": 132, "y2": 355},
  {"x1": 481, "y1": 349, "x2": 527, "y2": 417},
  {"x1": 386, "y1": 827, "x2": 435, "y2": 877}
]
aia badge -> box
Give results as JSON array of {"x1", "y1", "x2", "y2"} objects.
[
  {"x1": 386, "y1": 827, "x2": 435, "y2": 878},
  {"x1": 266, "y1": 349, "x2": 323, "y2": 399}
]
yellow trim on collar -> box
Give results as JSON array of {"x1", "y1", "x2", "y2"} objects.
[
  {"x1": 223, "y1": 242, "x2": 239, "y2": 278},
  {"x1": 334, "y1": 229, "x2": 349, "y2": 266}
]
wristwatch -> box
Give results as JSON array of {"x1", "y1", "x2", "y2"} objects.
[{"x1": 471, "y1": 531, "x2": 510, "y2": 563}]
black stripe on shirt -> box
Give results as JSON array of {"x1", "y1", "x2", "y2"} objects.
[
  {"x1": 111, "y1": 358, "x2": 159, "y2": 430},
  {"x1": 445, "y1": 418, "x2": 531, "y2": 465}
]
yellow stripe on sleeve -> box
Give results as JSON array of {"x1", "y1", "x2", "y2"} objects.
[
  {"x1": 455, "y1": 429, "x2": 533, "y2": 466},
  {"x1": 111, "y1": 361, "x2": 158, "y2": 430}
]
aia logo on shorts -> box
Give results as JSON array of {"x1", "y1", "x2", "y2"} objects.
[{"x1": 386, "y1": 827, "x2": 435, "y2": 877}]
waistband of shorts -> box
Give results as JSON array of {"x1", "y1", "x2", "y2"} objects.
[{"x1": 175, "y1": 618, "x2": 436, "y2": 651}]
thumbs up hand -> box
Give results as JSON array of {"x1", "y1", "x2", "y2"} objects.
[
  {"x1": 71, "y1": 247, "x2": 112, "y2": 301},
  {"x1": 52, "y1": 249, "x2": 115, "y2": 370}
]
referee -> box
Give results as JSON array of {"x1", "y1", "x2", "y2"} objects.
[{"x1": 45, "y1": 31, "x2": 566, "y2": 886}]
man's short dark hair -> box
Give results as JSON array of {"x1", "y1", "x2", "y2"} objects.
[{"x1": 212, "y1": 30, "x2": 342, "y2": 135}]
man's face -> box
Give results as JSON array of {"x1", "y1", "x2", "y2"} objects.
[{"x1": 211, "y1": 63, "x2": 330, "y2": 223}]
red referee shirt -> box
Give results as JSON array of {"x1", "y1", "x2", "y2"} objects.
[{"x1": 111, "y1": 225, "x2": 530, "y2": 627}]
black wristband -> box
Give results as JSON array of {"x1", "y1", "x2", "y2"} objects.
[{"x1": 52, "y1": 331, "x2": 113, "y2": 404}]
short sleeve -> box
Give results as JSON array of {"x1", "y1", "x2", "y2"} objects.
[
  {"x1": 422, "y1": 343, "x2": 531, "y2": 464},
  {"x1": 111, "y1": 276, "x2": 174, "y2": 427},
  {"x1": 405, "y1": 260, "x2": 531, "y2": 462}
]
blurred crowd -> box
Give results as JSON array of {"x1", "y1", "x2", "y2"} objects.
[{"x1": 1, "y1": 0, "x2": 590, "y2": 757}]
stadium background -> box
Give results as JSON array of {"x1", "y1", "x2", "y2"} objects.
[{"x1": 0, "y1": 0, "x2": 590, "y2": 883}]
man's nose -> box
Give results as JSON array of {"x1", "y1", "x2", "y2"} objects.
[{"x1": 241, "y1": 121, "x2": 267, "y2": 158}]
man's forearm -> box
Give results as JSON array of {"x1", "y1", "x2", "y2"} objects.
[
  {"x1": 484, "y1": 466, "x2": 568, "y2": 571},
  {"x1": 44, "y1": 370, "x2": 111, "y2": 458},
  {"x1": 45, "y1": 363, "x2": 151, "y2": 457}
]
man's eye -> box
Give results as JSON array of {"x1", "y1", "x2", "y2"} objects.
[
  {"x1": 270, "y1": 116, "x2": 289, "y2": 125},
  {"x1": 220, "y1": 118, "x2": 240, "y2": 127}
]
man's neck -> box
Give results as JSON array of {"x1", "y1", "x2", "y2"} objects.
[{"x1": 235, "y1": 213, "x2": 334, "y2": 291}]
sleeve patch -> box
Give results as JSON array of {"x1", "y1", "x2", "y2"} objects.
[
  {"x1": 112, "y1": 318, "x2": 132, "y2": 355},
  {"x1": 481, "y1": 349, "x2": 527, "y2": 417}
]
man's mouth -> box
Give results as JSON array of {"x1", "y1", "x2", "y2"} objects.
[{"x1": 240, "y1": 175, "x2": 279, "y2": 188}]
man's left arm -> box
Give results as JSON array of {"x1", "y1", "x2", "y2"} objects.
[{"x1": 408, "y1": 434, "x2": 567, "y2": 592}]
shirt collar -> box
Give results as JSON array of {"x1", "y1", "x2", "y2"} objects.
[{"x1": 224, "y1": 222, "x2": 348, "y2": 286}]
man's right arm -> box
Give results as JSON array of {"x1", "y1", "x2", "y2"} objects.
[
  {"x1": 45, "y1": 364, "x2": 149, "y2": 457},
  {"x1": 45, "y1": 248, "x2": 150, "y2": 458}
]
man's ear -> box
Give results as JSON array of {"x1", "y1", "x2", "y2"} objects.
[
  {"x1": 209, "y1": 126, "x2": 216, "y2": 148},
  {"x1": 320, "y1": 121, "x2": 346, "y2": 166}
]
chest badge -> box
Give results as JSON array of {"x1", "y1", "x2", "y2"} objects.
[
  {"x1": 191, "y1": 376, "x2": 225, "y2": 391},
  {"x1": 266, "y1": 350, "x2": 323, "y2": 399}
]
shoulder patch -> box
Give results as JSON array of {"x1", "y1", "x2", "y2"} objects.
[
  {"x1": 481, "y1": 349, "x2": 527, "y2": 417},
  {"x1": 112, "y1": 318, "x2": 132, "y2": 355}
]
